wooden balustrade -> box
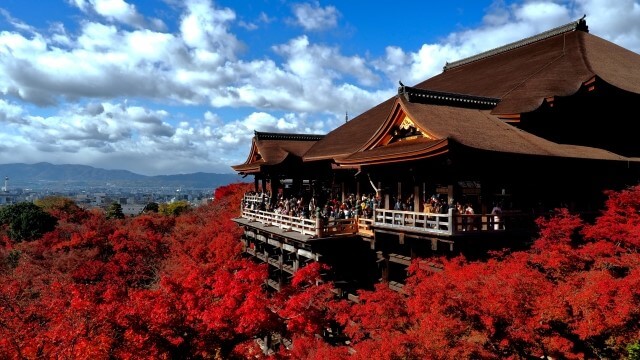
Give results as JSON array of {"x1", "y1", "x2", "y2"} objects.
[
  {"x1": 240, "y1": 195, "x2": 515, "y2": 238},
  {"x1": 357, "y1": 217, "x2": 374, "y2": 237},
  {"x1": 242, "y1": 207, "x2": 318, "y2": 236},
  {"x1": 375, "y1": 208, "x2": 454, "y2": 235},
  {"x1": 373, "y1": 208, "x2": 512, "y2": 235},
  {"x1": 323, "y1": 218, "x2": 358, "y2": 236}
]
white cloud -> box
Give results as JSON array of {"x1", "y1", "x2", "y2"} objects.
[
  {"x1": 573, "y1": 0, "x2": 640, "y2": 51},
  {"x1": 180, "y1": 0, "x2": 240, "y2": 58},
  {"x1": 1, "y1": 0, "x2": 640, "y2": 175},
  {"x1": 291, "y1": 1, "x2": 339, "y2": 31},
  {"x1": 238, "y1": 20, "x2": 258, "y2": 31},
  {"x1": 0, "y1": 99, "x2": 27, "y2": 124},
  {"x1": 68, "y1": 0, "x2": 166, "y2": 30},
  {"x1": 373, "y1": 0, "x2": 640, "y2": 86},
  {"x1": 0, "y1": 8, "x2": 35, "y2": 33}
]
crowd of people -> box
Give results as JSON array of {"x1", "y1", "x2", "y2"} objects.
[
  {"x1": 243, "y1": 190, "x2": 503, "y2": 229},
  {"x1": 242, "y1": 191, "x2": 381, "y2": 221}
]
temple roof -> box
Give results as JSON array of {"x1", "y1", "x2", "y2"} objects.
[
  {"x1": 231, "y1": 131, "x2": 324, "y2": 174},
  {"x1": 303, "y1": 97, "x2": 397, "y2": 161},
  {"x1": 416, "y1": 18, "x2": 640, "y2": 115},
  {"x1": 336, "y1": 96, "x2": 630, "y2": 166},
  {"x1": 303, "y1": 18, "x2": 640, "y2": 167},
  {"x1": 442, "y1": 17, "x2": 589, "y2": 71},
  {"x1": 234, "y1": 19, "x2": 640, "y2": 174}
]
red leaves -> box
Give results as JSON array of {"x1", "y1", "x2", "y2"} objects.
[
  {"x1": 583, "y1": 185, "x2": 640, "y2": 251},
  {"x1": 2, "y1": 181, "x2": 640, "y2": 359},
  {"x1": 277, "y1": 262, "x2": 337, "y2": 335}
]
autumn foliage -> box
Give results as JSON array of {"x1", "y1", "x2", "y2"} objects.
[{"x1": 1, "y1": 182, "x2": 640, "y2": 359}]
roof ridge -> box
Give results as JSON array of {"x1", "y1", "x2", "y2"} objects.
[
  {"x1": 254, "y1": 131, "x2": 324, "y2": 141},
  {"x1": 399, "y1": 86, "x2": 499, "y2": 108},
  {"x1": 443, "y1": 16, "x2": 589, "y2": 71}
]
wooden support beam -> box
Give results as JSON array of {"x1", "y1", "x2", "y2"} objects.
[{"x1": 389, "y1": 253, "x2": 411, "y2": 266}]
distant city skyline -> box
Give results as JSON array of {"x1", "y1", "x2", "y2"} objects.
[
  {"x1": 0, "y1": 162, "x2": 242, "y2": 191},
  {"x1": 1, "y1": 0, "x2": 639, "y2": 175}
]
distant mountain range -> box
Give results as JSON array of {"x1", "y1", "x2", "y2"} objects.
[{"x1": 0, "y1": 162, "x2": 246, "y2": 190}]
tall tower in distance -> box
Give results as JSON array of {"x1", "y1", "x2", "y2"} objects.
[{"x1": 2, "y1": 176, "x2": 8, "y2": 192}]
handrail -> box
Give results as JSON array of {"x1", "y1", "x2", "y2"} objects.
[
  {"x1": 375, "y1": 208, "x2": 454, "y2": 235},
  {"x1": 357, "y1": 217, "x2": 374, "y2": 237},
  {"x1": 244, "y1": 194, "x2": 268, "y2": 203},
  {"x1": 242, "y1": 207, "x2": 318, "y2": 236},
  {"x1": 240, "y1": 195, "x2": 517, "y2": 238},
  {"x1": 374, "y1": 208, "x2": 512, "y2": 235}
]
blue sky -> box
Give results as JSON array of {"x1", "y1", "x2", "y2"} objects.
[{"x1": 1, "y1": 0, "x2": 639, "y2": 175}]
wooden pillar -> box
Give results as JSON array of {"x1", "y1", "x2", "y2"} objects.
[
  {"x1": 254, "y1": 177, "x2": 259, "y2": 192},
  {"x1": 293, "y1": 250, "x2": 300, "y2": 272},
  {"x1": 293, "y1": 176, "x2": 302, "y2": 196},
  {"x1": 278, "y1": 248, "x2": 284, "y2": 288},
  {"x1": 341, "y1": 182, "x2": 346, "y2": 203},
  {"x1": 270, "y1": 176, "x2": 279, "y2": 208},
  {"x1": 315, "y1": 216, "x2": 324, "y2": 238},
  {"x1": 384, "y1": 194, "x2": 390, "y2": 209},
  {"x1": 422, "y1": 181, "x2": 428, "y2": 211},
  {"x1": 356, "y1": 182, "x2": 361, "y2": 201},
  {"x1": 397, "y1": 181, "x2": 402, "y2": 202},
  {"x1": 414, "y1": 185, "x2": 420, "y2": 212},
  {"x1": 377, "y1": 251, "x2": 389, "y2": 283},
  {"x1": 261, "y1": 178, "x2": 267, "y2": 193}
]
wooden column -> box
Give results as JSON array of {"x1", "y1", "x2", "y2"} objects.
[
  {"x1": 270, "y1": 175, "x2": 279, "y2": 208},
  {"x1": 414, "y1": 186, "x2": 420, "y2": 212},
  {"x1": 293, "y1": 176, "x2": 302, "y2": 196},
  {"x1": 278, "y1": 248, "x2": 284, "y2": 288},
  {"x1": 316, "y1": 216, "x2": 324, "y2": 238},
  {"x1": 293, "y1": 250, "x2": 300, "y2": 272},
  {"x1": 377, "y1": 251, "x2": 389, "y2": 283}
]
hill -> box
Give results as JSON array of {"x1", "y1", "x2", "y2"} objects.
[{"x1": 0, "y1": 162, "x2": 245, "y2": 190}]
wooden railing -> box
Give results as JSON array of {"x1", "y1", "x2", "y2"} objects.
[
  {"x1": 322, "y1": 218, "x2": 358, "y2": 237},
  {"x1": 242, "y1": 194, "x2": 269, "y2": 208},
  {"x1": 240, "y1": 195, "x2": 517, "y2": 238},
  {"x1": 357, "y1": 217, "x2": 374, "y2": 237},
  {"x1": 374, "y1": 208, "x2": 512, "y2": 235},
  {"x1": 375, "y1": 208, "x2": 454, "y2": 235},
  {"x1": 242, "y1": 207, "x2": 318, "y2": 236}
]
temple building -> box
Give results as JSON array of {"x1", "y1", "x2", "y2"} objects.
[{"x1": 231, "y1": 18, "x2": 640, "y2": 297}]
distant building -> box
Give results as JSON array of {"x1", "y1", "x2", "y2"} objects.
[
  {"x1": 122, "y1": 204, "x2": 146, "y2": 216},
  {"x1": 0, "y1": 193, "x2": 17, "y2": 206},
  {"x1": 0, "y1": 176, "x2": 17, "y2": 206}
]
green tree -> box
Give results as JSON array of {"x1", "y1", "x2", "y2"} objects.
[
  {"x1": 143, "y1": 202, "x2": 159, "y2": 213},
  {"x1": 35, "y1": 196, "x2": 86, "y2": 223},
  {"x1": 628, "y1": 342, "x2": 640, "y2": 360},
  {"x1": 106, "y1": 202, "x2": 125, "y2": 219},
  {"x1": 159, "y1": 201, "x2": 191, "y2": 216},
  {"x1": 0, "y1": 202, "x2": 58, "y2": 242}
]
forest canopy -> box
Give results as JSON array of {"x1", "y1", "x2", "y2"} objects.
[{"x1": 1, "y1": 183, "x2": 639, "y2": 359}]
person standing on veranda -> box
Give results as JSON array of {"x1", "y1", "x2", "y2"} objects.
[{"x1": 491, "y1": 202, "x2": 503, "y2": 230}]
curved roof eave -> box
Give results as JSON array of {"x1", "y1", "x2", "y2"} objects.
[{"x1": 417, "y1": 29, "x2": 640, "y2": 116}]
